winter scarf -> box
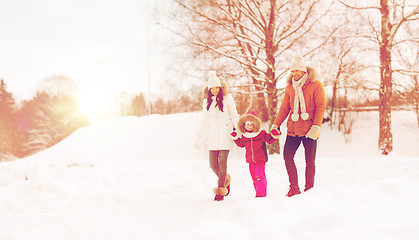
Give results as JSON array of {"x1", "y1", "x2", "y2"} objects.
[{"x1": 291, "y1": 73, "x2": 309, "y2": 121}]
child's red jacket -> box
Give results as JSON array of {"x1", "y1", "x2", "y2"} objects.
[{"x1": 233, "y1": 130, "x2": 277, "y2": 163}]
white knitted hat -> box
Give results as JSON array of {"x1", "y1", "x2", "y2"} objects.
[
  {"x1": 208, "y1": 71, "x2": 221, "y2": 88},
  {"x1": 290, "y1": 56, "x2": 307, "y2": 72}
]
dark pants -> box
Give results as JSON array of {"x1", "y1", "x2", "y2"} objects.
[
  {"x1": 283, "y1": 135, "x2": 317, "y2": 190},
  {"x1": 209, "y1": 150, "x2": 229, "y2": 187}
]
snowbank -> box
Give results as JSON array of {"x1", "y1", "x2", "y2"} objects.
[{"x1": 0, "y1": 111, "x2": 418, "y2": 240}]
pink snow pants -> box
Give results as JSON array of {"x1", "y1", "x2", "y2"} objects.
[{"x1": 249, "y1": 162, "x2": 267, "y2": 197}]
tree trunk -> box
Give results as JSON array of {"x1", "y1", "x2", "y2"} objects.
[
  {"x1": 414, "y1": 75, "x2": 419, "y2": 128},
  {"x1": 329, "y1": 79, "x2": 338, "y2": 125},
  {"x1": 266, "y1": 0, "x2": 280, "y2": 154},
  {"x1": 379, "y1": 0, "x2": 393, "y2": 155}
]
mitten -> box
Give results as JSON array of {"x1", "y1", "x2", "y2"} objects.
[
  {"x1": 270, "y1": 124, "x2": 281, "y2": 138},
  {"x1": 231, "y1": 130, "x2": 240, "y2": 140},
  {"x1": 305, "y1": 125, "x2": 320, "y2": 140},
  {"x1": 271, "y1": 128, "x2": 281, "y2": 139}
]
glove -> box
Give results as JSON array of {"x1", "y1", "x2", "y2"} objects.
[{"x1": 306, "y1": 125, "x2": 320, "y2": 140}]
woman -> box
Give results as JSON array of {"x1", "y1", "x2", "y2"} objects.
[{"x1": 196, "y1": 70, "x2": 239, "y2": 201}]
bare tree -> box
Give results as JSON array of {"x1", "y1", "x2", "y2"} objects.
[
  {"x1": 393, "y1": 18, "x2": 419, "y2": 127},
  {"x1": 169, "y1": 0, "x2": 338, "y2": 153},
  {"x1": 339, "y1": 0, "x2": 419, "y2": 155}
]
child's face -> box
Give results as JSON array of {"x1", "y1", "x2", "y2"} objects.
[{"x1": 245, "y1": 122, "x2": 254, "y2": 132}]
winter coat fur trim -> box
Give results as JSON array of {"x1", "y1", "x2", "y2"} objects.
[
  {"x1": 214, "y1": 187, "x2": 228, "y2": 196},
  {"x1": 238, "y1": 113, "x2": 261, "y2": 134},
  {"x1": 218, "y1": 174, "x2": 231, "y2": 187}
]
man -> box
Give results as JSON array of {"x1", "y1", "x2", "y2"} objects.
[{"x1": 272, "y1": 56, "x2": 326, "y2": 197}]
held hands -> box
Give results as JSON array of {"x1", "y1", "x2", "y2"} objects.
[
  {"x1": 271, "y1": 124, "x2": 281, "y2": 139},
  {"x1": 231, "y1": 130, "x2": 240, "y2": 140},
  {"x1": 306, "y1": 125, "x2": 321, "y2": 140}
]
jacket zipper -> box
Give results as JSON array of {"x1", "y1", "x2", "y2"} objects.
[{"x1": 250, "y1": 138, "x2": 256, "y2": 163}]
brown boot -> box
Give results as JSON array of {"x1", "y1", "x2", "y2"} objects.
[
  {"x1": 225, "y1": 174, "x2": 231, "y2": 196},
  {"x1": 213, "y1": 187, "x2": 228, "y2": 201}
]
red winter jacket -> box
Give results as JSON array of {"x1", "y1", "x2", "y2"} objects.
[{"x1": 233, "y1": 130, "x2": 277, "y2": 163}]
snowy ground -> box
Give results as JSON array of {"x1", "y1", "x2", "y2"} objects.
[{"x1": 0, "y1": 111, "x2": 418, "y2": 240}]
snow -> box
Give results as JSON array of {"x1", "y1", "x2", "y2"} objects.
[{"x1": 1, "y1": 110, "x2": 419, "y2": 240}]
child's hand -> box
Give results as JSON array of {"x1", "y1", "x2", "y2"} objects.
[
  {"x1": 271, "y1": 125, "x2": 281, "y2": 139},
  {"x1": 231, "y1": 130, "x2": 240, "y2": 140},
  {"x1": 271, "y1": 128, "x2": 281, "y2": 136}
]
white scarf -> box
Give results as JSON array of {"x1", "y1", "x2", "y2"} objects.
[{"x1": 291, "y1": 73, "x2": 309, "y2": 121}]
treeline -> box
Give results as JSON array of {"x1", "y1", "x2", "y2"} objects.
[
  {"x1": 124, "y1": 93, "x2": 202, "y2": 116},
  {"x1": 0, "y1": 79, "x2": 89, "y2": 160},
  {"x1": 1, "y1": 73, "x2": 417, "y2": 161},
  {"x1": 0, "y1": 77, "x2": 204, "y2": 161}
]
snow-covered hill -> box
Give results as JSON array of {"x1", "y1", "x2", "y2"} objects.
[{"x1": 0, "y1": 111, "x2": 418, "y2": 240}]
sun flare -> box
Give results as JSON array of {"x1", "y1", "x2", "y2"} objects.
[{"x1": 76, "y1": 90, "x2": 110, "y2": 122}]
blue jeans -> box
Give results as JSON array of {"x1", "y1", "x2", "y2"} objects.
[{"x1": 283, "y1": 135, "x2": 317, "y2": 190}]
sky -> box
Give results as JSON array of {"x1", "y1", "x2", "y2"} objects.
[
  {"x1": 0, "y1": 110, "x2": 418, "y2": 239},
  {"x1": 0, "y1": 0, "x2": 167, "y2": 103}
]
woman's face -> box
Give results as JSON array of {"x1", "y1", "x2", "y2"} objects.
[{"x1": 210, "y1": 87, "x2": 220, "y2": 96}]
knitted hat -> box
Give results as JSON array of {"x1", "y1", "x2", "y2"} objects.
[
  {"x1": 246, "y1": 111, "x2": 257, "y2": 117},
  {"x1": 245, "y1": 111, "x2": 257, "y2": 127},
  {"x1": 208, "y1": 71, "x2": 221, "y2": 89},
  {"x1": 290, "y1": 56, "x2": 307, "y2": 72}
]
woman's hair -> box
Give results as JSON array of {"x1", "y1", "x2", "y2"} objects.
[{"x1": 206, "y1": 88, "x2": 224, "y2": 112}]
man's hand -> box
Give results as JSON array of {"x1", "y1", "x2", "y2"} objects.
[{"x1": 306, "y1": 125, "x2": 320, "y2": 140}]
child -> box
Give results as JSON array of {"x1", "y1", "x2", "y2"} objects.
[{"x1": 231, "y1": 111, "x2": 280, "y2": 197}]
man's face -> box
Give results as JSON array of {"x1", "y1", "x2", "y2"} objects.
[{"x1": 291, "y1": 70, "x2": 306, "y2": 81}]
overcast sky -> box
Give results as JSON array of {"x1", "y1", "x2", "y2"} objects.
[{"x1": 0, "y1": 0, "x2": 166, "y2": 101}]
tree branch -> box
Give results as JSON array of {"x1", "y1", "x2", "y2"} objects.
[{"x1": 337, "y1": 0, "x2": 380, "y2": 10}]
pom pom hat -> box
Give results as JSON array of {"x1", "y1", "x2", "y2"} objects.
[
  {"x1": 208, "y1": 70, "x2": 222, "y2": 89},
  {"x1": 290, "y1": 56, "x2": 307, "y2": 72}
]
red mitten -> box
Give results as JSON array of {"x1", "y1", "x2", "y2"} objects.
[
  {"x1": 231, "y1": 131, "x2": 240, "y2": 140},
  {"x1": 271, "y1": 127, "x2": 281, "y2": 139}
]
